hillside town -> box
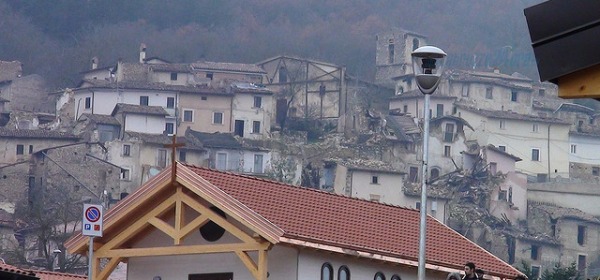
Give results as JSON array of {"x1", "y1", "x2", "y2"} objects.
[{"x1": 0, "y1": 24, "x2": 599, "y2": 280}]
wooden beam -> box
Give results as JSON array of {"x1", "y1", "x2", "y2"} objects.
[
  {"x1": 148, "y1": 217, "x2": 177, "y2": 240},
  {"x1": 178, "y1": 215, "x2": 209, "y2": 240},
  {"x1": 179, "y1": 192, "x2": 258, "y2": 244},
  {"x1": 91, "y1": 257, "x2": 100, "y2": 280},
  {"x1": 174, "y1": 187, "x2": 185, "y2": 245},
  {"x1": 558, "y1": 63, "x2": 600, "y2": 98},
  {"x1": 96, "y1": 242, "x2": 270, "y2": 258},
  {"x1": 96, "y1": 257, "x2": 122, "y2": 280},
  {"x1": 235, "y1": 251, "x2": 258, "y2": 279},
  {"x1": 96, "y1": 194, "x2": 177, "y2": 254},
  {"x1": 258, "y1": 249, "x2": 268, "y2": 280}
]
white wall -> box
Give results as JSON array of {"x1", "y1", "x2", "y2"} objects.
[
  {"x1": 124, "y1": 114, "x2": 166, "y2": 134},
  {"x1": 232, "y1": 93, "x2": 273, "y2": 139},
  {"x1": 570, "y1": 133, "x2": 600, "y2": 164}
]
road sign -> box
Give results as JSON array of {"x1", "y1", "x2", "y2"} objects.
[{"x1": 82, "y1": 204, "x2": 103, "y2": 237}]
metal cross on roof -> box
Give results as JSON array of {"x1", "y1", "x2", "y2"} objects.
[{"x1": 164, "y1": 135, "x2": 185, "y2": 182}]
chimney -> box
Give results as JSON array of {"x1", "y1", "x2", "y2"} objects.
[
  {"x1": 139, "y1": 43, "x2": 147, "y2": 64},
  {"x1": 91, "y1": 57, "x2": 98, "y2": 70}
]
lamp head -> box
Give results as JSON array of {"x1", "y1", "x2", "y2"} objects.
[{"x1": 411, "y1": 46, "x2": 447, "y2": 94}]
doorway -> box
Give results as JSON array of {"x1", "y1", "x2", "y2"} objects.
[{"x1": 189, "y1": 272, "x2": 233, "y2": 280}]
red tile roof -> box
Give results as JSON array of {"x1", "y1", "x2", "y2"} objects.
[
  {"x1": 0, "y1": 263, "x2": 86, "y2": 280},
  {"x1": 0, "y1": 263, "x2": 37, "y2": 278},
  {"x1": 31, "y1": 270, "x2": 86, "y2": 280},
  {"x1": 185, "y1": 164, "x2": 521, "y2": 278}
]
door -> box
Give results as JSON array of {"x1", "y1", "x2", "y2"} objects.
[
  {"x1": 234, "y1": 120, "x2": 244, "y2": 137},
  {"x1": 189, "y1": 272, "x2": 233, "y2": 280},
  {"x1": 254, "y1": 154, "x2": 264, "y2": 173}
]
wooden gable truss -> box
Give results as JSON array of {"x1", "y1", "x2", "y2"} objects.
[{"x1": 67, "y1": 163, "x2": 283, "y2": 280}]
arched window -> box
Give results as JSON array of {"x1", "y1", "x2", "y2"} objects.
[
  {"x1": 338, "y1": 265, "x2": 350, "y2": 280},
  {"x1": 412, "y1": 38, "x2": 420, "y2": 51},
  {"x1": 430, "y1": 168, "x2": 440, "y2": 180},
  {"x1": 321, "y1": 263, "x2": 333, "y2": 280},
  {"x1": 374, "y1": 272, "x2": 386, "y2": 280},
  {"x1": 391, "y1": 275, "x2": 402, "y2": 280}
]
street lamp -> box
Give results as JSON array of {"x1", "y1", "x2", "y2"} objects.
[{"x1": 411, "y1": 45, "x2": 446, "y2": 280}]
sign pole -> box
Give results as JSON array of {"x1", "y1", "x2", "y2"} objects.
[{"x1": 88, "y1": 236, "x2": 93, "y2": 280}]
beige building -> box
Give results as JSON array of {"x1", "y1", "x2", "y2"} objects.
[
  {"x1": 456, "y1": 105, "x2": 571, "y2": 181},
  {"x1": 176, "y1": 87, "x2": 233, "y2": 135}
]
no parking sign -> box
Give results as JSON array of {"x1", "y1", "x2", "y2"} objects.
[{"x1": 82, "y1": 204, "x2": 103, "y2": 237}]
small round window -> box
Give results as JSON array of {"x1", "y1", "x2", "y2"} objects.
[{"x1": 199, "y1": 206, "x2": 226, "y2": 241}]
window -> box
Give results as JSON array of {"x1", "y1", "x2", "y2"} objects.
[
  {"x1": 415, "y1": 201, "x2": 421, "y2": 210},
  {"x1": 321, "y1": 263, "x2": 333, "y2": 280},
  {"x1": 578, "y1": 225, "x2": 586, "y2": 245},
  {"x1": 213, "y1": 112, "x2": 223, "y2": 124},
  {"x1": 391, "y1": 275, "x2": 401, "y2": 280},
  {"x1": 120, "y1": 168, "x2": 131, "y2": 181},
  {"x1": 167, "y1": 97, "x2": 175, "y2": 108},
  {"x1": 444, "y1": 145, "x2": 451, "y2": 157},
  {"x1": 157, "y1": 149, "x2": 167, "y2": 168},
  {"x1": 489, "y1": 162, "x2": 497, "y2": 175},
  {"x1": 170, "y1": 72, "x2": 178, "y2": 81},
  {"x1": 206, "y1": 73, "x2": 213, "y2": 80},
  {"x1": 123, "y1": 144, "x2": 131, "y2": 157},
  {"x1": 140, "y1": 96, "x2": 149, "y2": 106},
  {"x1": 409, "y1": 166, "x2": 418, "y2": 182},
  {"x1": 179, "y1": 150, "x2": 187, "y2": 162},
  {"x1": 486, "y1": 87, "x2": 493, "y2": 99},
  {"x1": 253, "y1": 154, "x2": 264, "y2": 173},
  {"x1": 338, "y1": 265, "x2": 350, "y2": 280},
  {"x1": 371, "y1": 175, "x2": 379, "y2": 184},
  {"x1": 375, "y1": 271, "x2": 386, "y2": 280},
  {"x1": 278, "y1": 66, "x2": 287, "y2": 83},
  {"x1": 201, "y1": 96, "x2": 207, "y2": 101},
  {"x1": 253, "y1": 96, "x2": 262, "y2": 108},
  {"x1": 165, "y1": 123, "x2": 174, "y2": 135},
  {"x1": 533, "y1": 123, "x2": 539, "y2": 132},
  {"x1": 16, "y1": 144, "x2": 24, "y2": 155},
  {"x1": 509, "y1": 186, "x2": 513, "y2": 203},
  {"x1": 28, "y1": 145, "x2": 33, "y2": 154},
  {"x1": 444, "y1": 123, "x2": 455, "y2": 142},
  {"x1": 498, "y1": 190, "x2": 507, "y2": 201},
  {"x1": 412, "y1": 38, "x2": 420, "y2": 50},
  {"x1": 532, "y1": 149, "x2": 540, "y2": 161},
  {"x1": 388, "y1": 42, "x2": 395, "y2": 64},
  {"x1": 183, "y1": 110, "x2": 193, "y2": 122},
  {"x1": 498, "y1": 145, "x2": 506, "y2": 152},
  {"x1": 571, "y1": 144, "x2": 577, "y2": 154},
  {"x1": 593, "y1": 167, "x2": 600, "y2": 176},
  {"x1": 578, "y1": 255, "x2": 587, "y2": 274},
  {"x1": 85, "y1": 97, "x2": 91, "y2": 109},
  {"x1": 499, "y1": 120, "x2": 506, "y2": 129},
  {"x1": 531, "y1": 245, "x2": 539, "y2": 260},
  {"x1": 252, "y1": 121, "x2": 261, "y2": 134},
  {"x1": 531, "y1": 265, "x2": 541, "y2": 280},
  {"x1": 403, "y1": 105, "x2": 408, "y2": 113},
  {"x1": 539, "y1": 89, "x2": 545, "y2": 96},
  {"x1": 511, "y1": 90, "x2": 518, "y2": 101},
  {"x1": 430, "y1": 168, "x2": 440, "y2": 180},
  {"x1": 319, "y1": 84, "x2": 326, "y2": 96},
  {"x1": 436, "y1": 104, "x2": 444, "y2": 117},
  {"x1": 216, "y1": 153, "x2": 227, "y2": 170},
  {"x1": 461, "y1": 84, "x2": 469, "y2": 97}
]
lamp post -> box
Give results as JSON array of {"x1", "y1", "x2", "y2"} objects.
[{"x1": 411, "y1": 45, "x2": 447, "y2": 280}]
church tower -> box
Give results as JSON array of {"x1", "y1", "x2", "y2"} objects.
[{"x1": 375, "y1": 28, "x2": 427, "y2": 94}]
